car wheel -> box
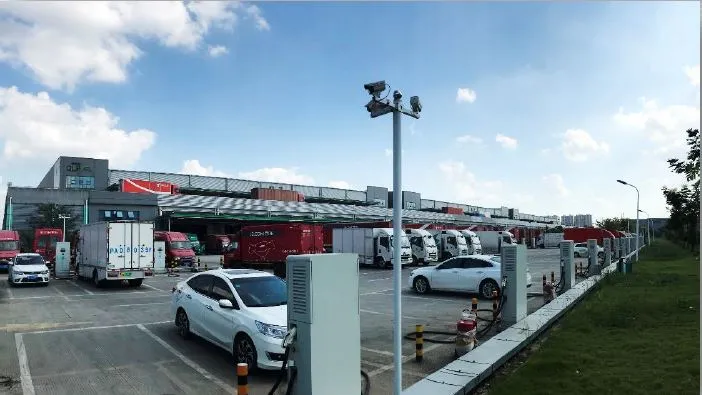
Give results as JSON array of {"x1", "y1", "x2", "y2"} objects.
[
  {"x1": 479, "y1": 279, "x2": 499, "y2": 300},
  {"x1": 128, "y1": 279, "x2": 143, "y2": 287},
  {"x1": 413, "y1": 276, "x2": 430, "y2": 294},
  {"x1": 176, "y1": 308, "x2": 191, "y2": 340},
  {"x1": 234, "y1": 334, "x2": 258, "y2": 371}
]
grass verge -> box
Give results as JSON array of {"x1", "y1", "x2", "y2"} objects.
[{"x1": 485, "y1": 239, "x2": 700, "y2": 395}]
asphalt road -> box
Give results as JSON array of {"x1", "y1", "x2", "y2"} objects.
[{"x1": 0, "y1": 248, "x2": 582, "y2": 395}]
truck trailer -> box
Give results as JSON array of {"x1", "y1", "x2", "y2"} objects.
[
  {"x1": 332, "y1": 227, "x2": 412, "y2": 269},
  {"x1": 224, "y1": 223, "x2": 324, "y2": 277},
  {"x1": 563, "y1": 227, "x2": 616, "y2": 246},
  {"x1": 404, "y1": 228, "x2": 439, "y2": 265},
  {"x1": 76, "y1": 221, "x2": 154, "y2": 287},
  {"x1": 474, "y1": 231, "x2": 517, "y2": 254}
]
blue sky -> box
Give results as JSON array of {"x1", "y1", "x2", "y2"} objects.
[{"x1": 0, "y1": 1, "x2": 699, "y2": 221}]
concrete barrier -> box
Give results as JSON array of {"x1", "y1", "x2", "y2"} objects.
[{"x1": 402, "y1": 246, "x2": 644, "y2": 395}]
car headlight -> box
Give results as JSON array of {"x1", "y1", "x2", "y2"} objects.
[
  {"x1": 255, "y1": 321, "x2": 287, "y2": 339},
  {"x1": 14, "y1": 271, "x2": 24, "y2": 275},
  {"x1": 175, "y1": 257, "x2": 181, "y2": 261},
  {"x1": 41, "y1": 270, "x2": 49, "y2": 275}
]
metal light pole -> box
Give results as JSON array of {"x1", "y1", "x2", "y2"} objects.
[
  {"x1": 638, "y1": 209, "x2": 651, "y2": 245},
  {"x1": 617, "y1": 180, "x2": 639, "y2": 261},
  {"x1": 364, "y1": 80, "x2": 421, "y2": 395},
  {"x1": 58, "y1": 215, "x2": 70, "y2": 242}
]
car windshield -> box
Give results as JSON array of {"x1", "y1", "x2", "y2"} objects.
[
  {"x1": 0, "y1": 241, "x2": 19, "y2": 251},
  {"x1": 471, "y1": 236, "x2": 481, "y2": 245},
  {"x1": 457, "y1": 236, "x2": 467, "y2": 246},
  {"x1": 230, "y1": 276, "x2": 287, "y2": 307},
  {"x1": 171, "y1": 241, "x2": 192, "y2": 250},
  {"x1": 15, "y1": 255, "x2": 45, "y2": 265}
]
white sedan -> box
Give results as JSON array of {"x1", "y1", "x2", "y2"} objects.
[
  {"x1": 409, "y1": 254, "x2": 532, "y2": 299},
  {"x1": 8, "y1": 253, "x2": 50, "y2": 286},
  {"x1": 574, "y1": 243, "x2": 604, "y2": 258},
  {"x1": 171, "y1": 269, "x2": 288, "y2": 370}
]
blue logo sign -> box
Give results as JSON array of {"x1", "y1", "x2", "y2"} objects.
[{"x1": 109, "y1": 244, "x2": 153, "y2": 254}]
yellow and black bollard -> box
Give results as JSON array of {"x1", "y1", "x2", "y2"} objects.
[
  {"x1": 492, "y1": 290, "x2": 499, "y2": 320},
  {"x1": 542, "y1": 274, "x2": 547, "y2": 291},
  {"x1": 471, "y1": 297, "x2": 478, "y2": 314},
  {"x1": 197, "y1": 257, "x2": 201, "y2": 270},
  {"x1": 415, "y1": 324, "x2": 424, "y2": 363},
  {"x1": 237, "y1": 362, "x2": 248, "y2": 395}
]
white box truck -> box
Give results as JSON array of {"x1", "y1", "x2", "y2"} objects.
[
  {"x1": 459, "y1": 229, "x2": 483, "y2": 255},
  {"x1": 474, "y1": 230, "x2": 517, "y2": 254},
  {"x1": 429, "y1": 229, "x2": 469, "y2": 261},
  {"x1": 405, "y1": 228, "x2": 439, "y2": 265},
  {"x1": 77, "y1": 221, "x2": 154, "y2": 287},
  {"x1": 332, "y1": 228, "x2": 412, "y2": 269}
]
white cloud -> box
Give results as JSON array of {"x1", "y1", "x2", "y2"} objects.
[
  {"x1": 0, "y1": 86, "x2": 155, "y2": 167},
  {"x1": 328, "y1": 180, "x2": 353, "y2": 189},
  {"x1": 455, "y1": 134, "x2": 483, "y2": 144},
  {"x1": 495, "y1": 133, "x2": 518, "y2": 150},
  {"x1": 438, "y1": 160, "x2": 503, "y2": 206},
  {"x1": 207, "y1": 45, "x2": 228, "y2": 57},
  {"x1": 542, "y1": 173, "x2": 570, "y2": 197},
  {"x1": 0, "y1": 1, "x2": 269, "y2": 91},
  {"x1": 560, "y1": 129, "x2": 610, "y2": 162},
  {"x1": 181, "y1": 160, "x2": 316, "y2": 185},
  {"x1": 456, "y1": 88, "x2": 477, "y2": 103},
  {"x1": 684, "y1": 64, "x2": 700, "y2": 87}
]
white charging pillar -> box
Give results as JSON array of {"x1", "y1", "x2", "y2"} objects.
[
  {"x1": 154, "y1": 241, "x2": 166, "y2": 274},
  {"x1": 531, "y1": 237, "x2": 536, "y2": 249},
  {"x1": 286, "y1": 253, "x2": 361, "y2": 395},
  {"x1": 603, "y1": 238, "x2": 611, "y2": 267},
  {"x1": 500, "y1": 244, "x2": 527, "y2": 327},
  {"x1": 587, "y1": 239, "x2": 599, "y2": 276},
  {"x1": 559, "y1": 240, "x2": 575, "y2": 292},
  {"x1": 612, "y1": 238, "x2": 619, "y2": 260}
]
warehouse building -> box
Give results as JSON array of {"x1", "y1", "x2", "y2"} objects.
[{"x1": 2, "y1": 156, "x2": 558, "y2": 235}]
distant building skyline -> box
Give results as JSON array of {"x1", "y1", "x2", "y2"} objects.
[{"x1": 561, "y1": 214, "x2": 593, "y2": 227}]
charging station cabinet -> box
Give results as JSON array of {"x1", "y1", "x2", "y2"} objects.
[
  {"x1": 286, "y1": 253, "x2": 361, "y2": 395},
  {"x1": 501, "y1": 244, "x2": 527, "y2": 327},
  {"x1": 559, "y1": 240, "x2": 575, "y2": 292},
  {"x1": 54, "y1": 242, "x2": 71, "y2": 279},
  {"x1": 587, "y1": 239, "x2": 599, "y2": 276},
  {"x1": 603, "y1": 238, "x2": 611, "y2": 267},
  {"x1": 153, "y1": 241, "x2": 166, "y2": 274}
]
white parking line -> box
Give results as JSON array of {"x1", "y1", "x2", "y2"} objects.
[
  {"x1": 66, "y1": 280, "x2": 94, "y2": 295},
  {"x1": 136, "y1": 324, "x2": 236, "y2": 394},
  {"x1": 141, "y1": 283, "x2": 166, "y2": 293},
  {"x1": 23, "y1": 321, "x2": 171, "y2": 335},
  {"x1": 361, "y1": 347, "x2": 394, "y2": 357},
  {"x1": 360, "y1": 288, "x2": 393, "y2": 296},
  {"x1": 360, "y1": 309, "x2": 422, "y2": 321},
  {"x1": 367, "y1": 278, "x2": 391, "y2": 282},
  {"x1": 366, "y1": 342, "x2": 447, "y2": 378},
  {"x1": 51, "y1": 285, "x2": 70, "y2": 301},
  {"x1": 15, "y1": 333, "x2": 35, "y2": 395},
  {"x1": 114, "y1": 302, "x2": 170, "y2": 308}
]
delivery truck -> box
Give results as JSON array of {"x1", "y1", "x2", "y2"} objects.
[
  {"x1": 429, "y1": 229, "x2": 469, "y2": 261},
  {"x1": 76, "y1": 221, "x2": 154, "y2": 287},
  {"x1": 474, "y1": 230, "x2": 517, "y2": 254},
  {"x1": 459, "y1": 229, "x2": 483, "y2": 255},
  {"x1": 0, "y1": 230, "x2": 20, "y2": 271},
  {"x1": 154, "y1": 231, "x2": 196, "y2": 268},
  {"x1": 223, "y1": 223, "x2": 324, "y2": 277},
  {"x1": 536, "y1": 232, "x2": 564, "y2": 248},
  {"x1": 332, "y1": 227, "x2": 412, "y2": 269},
  {"x1": 404, "y1": 228, "x2": 439, "y2": 265}
]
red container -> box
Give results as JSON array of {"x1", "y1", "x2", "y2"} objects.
[
  {"x1": 121, "y1": 179, "x2": 178, "y2": 194},
  {"x1": 251, "y1": 188, "x2": 304, "y2": 202},
  {"x1": 563, "y1": 227, "x2": 616, "y2": 246},
  {"x1": 225, "y1": 223, "x2": 324, "y2": 265},
  {"x1": 442, "y1": 207, "x2": 464, "y2": 215}
]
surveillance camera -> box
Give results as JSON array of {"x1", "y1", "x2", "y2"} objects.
[
  {"x1": 410, "y1": 96, "x2": 422, "y2": 113},
  {"x1": 364, "y1": 81, "x2": 387, "y2": 97},
  {"x1": 393, "y1": 90, "x2": 402, "y2": 100}
]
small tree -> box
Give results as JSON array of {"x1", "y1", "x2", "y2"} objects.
[{"x1": 27, "y1": 203, "x2": 78, "y2": 232}]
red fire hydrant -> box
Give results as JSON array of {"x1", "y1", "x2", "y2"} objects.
[{"x1": 455, "y1": 309, "x2": 477, "y2": 357}]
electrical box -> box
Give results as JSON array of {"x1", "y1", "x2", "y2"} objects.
[
  {"x1": 287, "y1": 253, "x2": 361, "y2": 395},
  {"x1": 54, "y1": 242, "x2": 71, "y2": 279},
  {"x1": 154, "y1": 241, "x2": 166, "y2": 274},
  {"x1": 603, "y1": 238, "x2": 611, "y2": 267},
  {"x1": 587, "y1": 239, "x2": 599, "y2": 276},
  {"x1": 500, "y1": 244, "x2": 527, "y2": 326},
  {"x1": 559, "y1": 240, "x2": 575, "y2": 292}
]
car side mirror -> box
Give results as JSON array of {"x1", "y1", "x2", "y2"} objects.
[{"x1": 218, "y1": 299, "x2": 234, "y2": 309}]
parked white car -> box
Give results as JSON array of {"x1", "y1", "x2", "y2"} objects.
[
  {"x1": 573, "y1": 243, "x2": 604, "y2": 258},
  {"x1": 8, "y1": 253, "x2": 50, "y2": 286},
  {"x1": 409, "y1": 254, "x2": 532, "y2": 299},
  {"x1": 171, "y1": 269, "x2": 287, "y2": 371}
]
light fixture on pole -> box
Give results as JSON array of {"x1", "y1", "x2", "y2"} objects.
[
  {"x1": 58, "y1": 215, "x2": 70, "y2": 242},
  {"x1": 638, "y1": 209, "x2": 651, "y2": 244},
  {"x1": 363, "y1": 80, "x2": 421, "y2": 395},
  {"x1": 617, "y1": 179, "x2": 639, "y2": 261}
]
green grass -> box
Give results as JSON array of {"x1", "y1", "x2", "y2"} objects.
[{"x1": 487, "y1": 239, "x2": 700, "y2": 395}]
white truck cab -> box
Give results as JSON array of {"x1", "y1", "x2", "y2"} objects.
[
  {"x1": 459, "y1": 230, "x2": 483, "y2": 255},
  {"x1": 429, "y1": 229, "x2": 469, "y2": 261},
  {"x1": 332, "y1": 227, "x2": 412, "y2": 269},
  {"x1": 405, "y1": 229, "x2": 439, "y2": 265}
]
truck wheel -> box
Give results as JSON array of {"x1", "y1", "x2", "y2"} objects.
[
  {"x1": 128, "y1": 279, "x2": 143, "y2": 287},
  {"x1": 374, "y1": 257, "x2": 385, "y2": 269}
]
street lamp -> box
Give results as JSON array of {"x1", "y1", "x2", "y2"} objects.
[
  {"x1": 638, "y1": 209, "x2": 652, "y2": 244},
  {"x1": 364, "y1": 80, "x2": 421, "y2": 395},
  {"x1": 58, "y1": 215, "x2": 70, "y2": 242},
  {"x1": 616, "y1": 179, "x2": 639, "y2": 261}
]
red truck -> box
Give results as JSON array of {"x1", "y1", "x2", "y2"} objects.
[
  {"x1": 154, "y1": 231, "x2": 196, "y2": 268},
  {"x1": 563, "y1": 227, "x2": 616, "y2": 246},
  {"x1": 206, "y1": 234, "x2": 231, "y2": 254},
  {"x1": 224, "y1": 223, "x2": 324, "y2": 277},
  {"x1": 34, "y1": 228, "x2": 63, "y2": 266},
  {"x1": 0, "y1": 230, "x2": 20, "y2": 271}
]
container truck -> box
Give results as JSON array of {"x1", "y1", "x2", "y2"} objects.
[
  {"x1": 224, "y1": 223, "x2": 324, "y2": 277},
  {"x1": 474, "y1": 230, "x2": 517, "y2": 254},
  {"x1": 563, "y1": 227, "x2": 616, "y2": 246},
  {"x1": 76, "y1": 221, "x2": 154, "y2": 287},
  {"x1": 154, "y1": 231, "x2": 196, "y2": 268},
  {"x1": 404, "y1": 228, "x2": 439, "y2": 265},
  {"x1": 322, "y1": 221, "x2": 392, "y2": 252},
  {"x1": 428, "y1": 229, "x2": 469, "y2": 261},
  {"x1": 332, "y1": 227, "x2": 412, "y2": 269},
  {"x1": 0, "y1": 230, "x2": 20, "y2": 271},
  {"x1": 459, "y1": 230, "x2": 483, "y2": 255},
  {"x1": 33, "y1": 228, "x2": 63, "y2": 266}
]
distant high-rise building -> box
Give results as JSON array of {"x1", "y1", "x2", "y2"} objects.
[{"x1": 561, "y1": 214, "x2": 593, "y2": 227}]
